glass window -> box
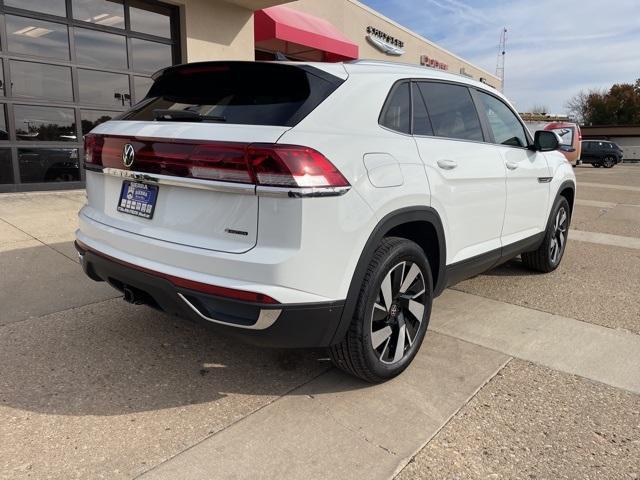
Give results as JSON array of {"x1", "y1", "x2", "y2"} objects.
[
  {"x1": 124, "y1": 63, "x2": 340, "y2": 127},
  {"x1": 134, "y1": 76, "x2": 154, "y2": 102},
  {"x1": 418, "y1": 82, "x2": 483, "y2": 142},
  {"x1": 550, "y1": 127, "x2": 574, "y2": 147},
  {"x1": 0, "y1": 150, "x2": 13, "y2": 184},
  {"x1": 10, "y1": 61, "x2": 73, "y2": 102},
  {"x1": 0, "y1": 62, "x2": 4, "y2": 97},
  {"x1": 14, "y1": 105, "x2": 77, "y2": 142},
  {"x1": 5, "y1": 0, "x2": 66, "y2": 16},
  {"x1": 78, "y1": 69, "x2": 130, "y2": 107},
  {"x1": 81, "y1": 110, "x2": 119, "y2": 135},
  {"x1": 412, "y1": 83, "x2": 433, "y2": 136},
  {"x1": 0, "y1": 106, "x2": 8, "y2": 140},
  {"x1": 72, "y1": 0, "x2": 125, "y2": 28},
  {"x1": 18, "y1": 148, "x2": 80, "y2": 183},
  {"x1": 6, "y1": 15, "x2": 70, "y2": 61},
  {"x1": 477, "y1": 91, "x2": 528, "y2": 147},
  {"x1": 131, "y1": 38, "x2": 172, "y2": 74},
  {"x1": 75, "y1": 28, "x2": 128, "y2": 69},
  {"x1": 130, "y1": 7, "x2": 171, "y2": 38},
  {"x1": 380, "y1": 82, "x2": 410, "y2": 134}
]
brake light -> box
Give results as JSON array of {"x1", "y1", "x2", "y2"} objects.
[
  {"x1": 84, "y1": 133, "x2": 101, "y2": 166},
  {"x1": 84, "y1": 135, "x2": 350, "y2": 190},
  {"x1": 248, "y1": 145, "x2": 349, "y2": 188}
]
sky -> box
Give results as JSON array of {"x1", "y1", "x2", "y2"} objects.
[{"x1": 360, "y1": 0, "x2": 640, "y2": 114}]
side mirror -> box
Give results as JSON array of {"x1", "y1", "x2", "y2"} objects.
[{"x1": 533, "y1": 130, "x2": 560, "y2": 152}]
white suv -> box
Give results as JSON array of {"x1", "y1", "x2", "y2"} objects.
[{"x1": 76, "y1": 60, "x2": 575, "y2": 382}]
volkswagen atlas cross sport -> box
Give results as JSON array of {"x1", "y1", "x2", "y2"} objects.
[{"x1": 76, "y1": 60, "x2": 576, "y2": 382}]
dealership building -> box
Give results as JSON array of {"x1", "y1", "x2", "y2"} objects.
[{"x1": 0, "y1": 0, "x2": 500, "y2": 192}]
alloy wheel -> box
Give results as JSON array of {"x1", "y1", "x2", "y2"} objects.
[
  {"x1": 549, "y1": 207, "x2": 568, "y2": 265},
  {"x1": 370, "y1": 261, "x2": 427, "y2": 364}
]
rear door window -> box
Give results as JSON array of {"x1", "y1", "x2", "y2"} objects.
[
  {"x1": 411, "y1": 82, "x2": 433, "y2": 136},
  {"x1": 121, "y1": 62, "x2": 344, "y2": 127},
  {"x1": 417, "y1": 82, "x2": 483, "y2": 142},
  {"x1": 476, "y1": 91, "x2": 528, "y2": 147},
  {"x1": 380, "y1": 82, "x2": 411, "y2": 134}
]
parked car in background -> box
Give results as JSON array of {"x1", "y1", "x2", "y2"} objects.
[
  {"x1": 581, "y1": 140, "x2": 624, "y2": 168},
  {"x1": 76, "y1": 60, "x2": 576, "y2": 382},
  {"x1": 544, "y1": 122, "x2": 582, "y2": 166}
]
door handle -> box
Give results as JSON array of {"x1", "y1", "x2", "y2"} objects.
[
  {"x1": 437, "y1": 159, "x2": 458, "y2": 170},
  {"x1": 505, "y1": 160, "x2": 519, "y2": 170}
]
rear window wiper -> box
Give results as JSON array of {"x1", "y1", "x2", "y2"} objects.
[{"x1": 152, "y1": 109, "x2": 227, "y2": 123}]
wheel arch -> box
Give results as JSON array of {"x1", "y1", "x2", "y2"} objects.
[
  {"x1": 329, "y1": 206, "x2": 446, "y2": 345},
  {"x1": 557, "y1": 180, "x2": 576, "y2": 219}
]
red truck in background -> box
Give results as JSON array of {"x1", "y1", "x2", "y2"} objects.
[
  {"x1": 544, "y1": 122, "x2": 582, "y2": 166},
  {"x1": 525, "y1": 120, "x2": 582, "y2": 166}
]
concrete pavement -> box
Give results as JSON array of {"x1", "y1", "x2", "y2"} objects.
[
  {"x1": 397, "y1": 360, "x2": 640, "y2": 480},
  {"x1": 140, "y1": 333, "x2": 509, "y2": 480},
  {"x1": 431, "y1": 290, "x2": 640, "y2": 394}
]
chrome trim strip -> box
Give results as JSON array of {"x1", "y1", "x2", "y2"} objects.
[
  {"x1": 101, "y1": 168, "x2": 256, "y2": 194},
  {"x1": 538, "y1": 177, "x2": 553, "y2": 183},
  {"x1": 98, "y1": 168, "x2": 350, "y2": 198},
  {"x1": 177, "y1": 293, "x2": 281, "y2": 330},
  {"x1": 256, "y1": 185, "x2": 351, "y2": 198}
]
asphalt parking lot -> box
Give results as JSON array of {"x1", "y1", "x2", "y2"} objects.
[{"x1": 1, "y1": 165, "x2": 639, "y2": 480}]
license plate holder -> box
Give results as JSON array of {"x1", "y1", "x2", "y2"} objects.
[{"x1": 117, "y1": 181, "x2": 158, "y2": 220}]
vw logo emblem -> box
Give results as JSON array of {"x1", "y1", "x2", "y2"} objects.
[{"x1": 122, "y1": 144, "x2": 135, "y2": 168}]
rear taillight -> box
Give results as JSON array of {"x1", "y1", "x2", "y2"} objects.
[
  {"x1": 84, "y1": 135, "x2": 350, "y2": 191},
  {"x1": 247, "y1": 145, "x2": 349, "y2": 188},
  {"x1": 84, "y1": 133, "x2": 101, "y2": 166}
]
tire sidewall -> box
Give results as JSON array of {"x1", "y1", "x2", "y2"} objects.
[
  {"x1": 356, "y1": 241, "x2": 433, "y2": 379},
  {"x1": 542, "y1": 196, "x2": 571, "y2": 270}
]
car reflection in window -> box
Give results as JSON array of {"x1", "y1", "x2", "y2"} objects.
[{"x1": 18, "y1": 148, "x2": 80, "y2": 183}]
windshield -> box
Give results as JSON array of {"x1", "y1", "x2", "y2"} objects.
[{"x1": 550, "y1": 127, "x2": 574, "y2": 147}]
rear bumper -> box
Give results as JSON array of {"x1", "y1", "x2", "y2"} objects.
[{"x1": 76, "y1": 242, "x2": 345, "y2": 348}]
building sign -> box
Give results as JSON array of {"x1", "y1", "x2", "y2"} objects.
[
  {"x1": 459, "y1": 67, "x2": 473, "y2": 78},
  {"x1": 366, "y1": 26, "x2": 405, "y2": 56},
  {"x1": 420, "y1": 55, "x2": 448, "y2": 71}
]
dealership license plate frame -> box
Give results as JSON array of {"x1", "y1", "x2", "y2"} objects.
[{"x1": 117, "y1": 181, "x2": 159, "y2": 220}]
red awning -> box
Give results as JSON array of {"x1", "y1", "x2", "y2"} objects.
[{"x1": 255, "y1": 6, "x2": 358, "y2": 62}]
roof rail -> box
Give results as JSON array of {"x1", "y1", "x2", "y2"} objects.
[
  {"x1": 346, "y1": 59, "x2": 499, "y2": 89},
  {"x1": 347, "y1": 58, "x2": 428, "y2": 69}
]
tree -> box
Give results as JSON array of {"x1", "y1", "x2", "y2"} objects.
[
  {"x1": 530, "y1": 104, "x2": 549, "y2": 115},
  {"x1": 566, "y1": 91, "x2": 590, "y2": 123},
  {"x1": 566, "y1": 79, "x2": 640, "y2": 125}
]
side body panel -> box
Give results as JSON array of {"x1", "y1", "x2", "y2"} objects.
[
  {"x1": 414, "y1": 137, "x2": 506, "y2": 264},
  {"x1": 500, "y1": 146, "x2": 551, "y2": 246}
]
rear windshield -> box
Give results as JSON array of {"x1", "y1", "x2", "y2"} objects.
[{"x1": 120, "y1": 62, "x2": 344, "y2": 127}]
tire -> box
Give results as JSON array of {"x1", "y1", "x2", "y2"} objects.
[
  {"x1": 521, "y1": 197, "x2": 570, "y2": 273},
  {"x1": 593, "y1": 163, "x2": 601, "y2": 168},
  {"x1": 603, "y1": 156, "x2": 615, "y2": 168},
  {"x1": 329, "y1": 237, "x2": 433, "y2": 383}
]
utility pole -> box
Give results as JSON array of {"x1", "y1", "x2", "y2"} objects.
[{"x1": 496, "y1": 28, "x2": 507, "y2": 93}]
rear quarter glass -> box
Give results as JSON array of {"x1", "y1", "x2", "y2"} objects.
[{"x1": 120, "y1": 62, "x2": 345, "y2": 127}]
